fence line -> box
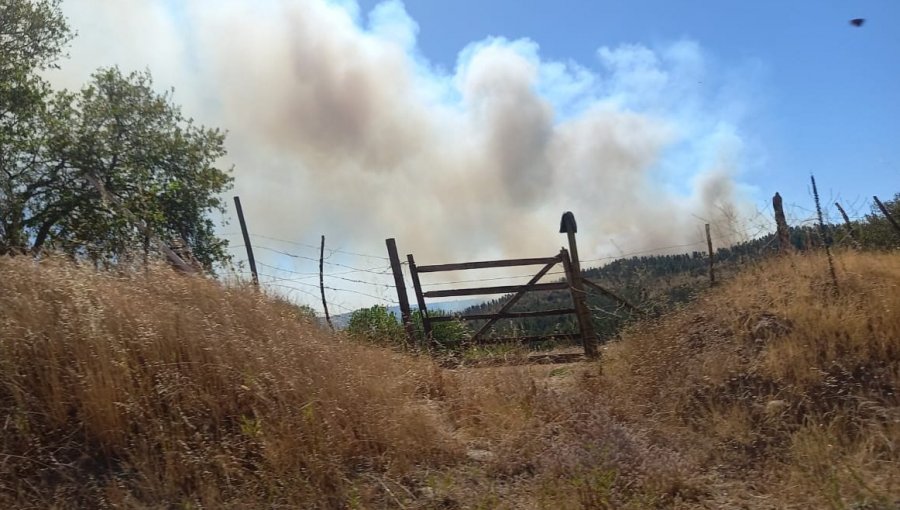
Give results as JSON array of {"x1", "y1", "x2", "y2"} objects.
[
  {"x1": 224, "y1": 232, "x2": 392, "y2": 261},
  {"x1": 255, "y1": 270, "x2": 396, "y2": 303},
  {"x1": 237, "y1": 231, "x2": 764, "y2": 320},
  {"x1": 226, "y1": 189, "x2": 894, "y2": 329}
]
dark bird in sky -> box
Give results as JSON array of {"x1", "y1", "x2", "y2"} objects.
[{"x1": 850, "y1": 18, "x2": 865, "y2": 27}]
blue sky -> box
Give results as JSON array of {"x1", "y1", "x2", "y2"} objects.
[{"x1": 358, "y1": 0, "x2": 899, "y2": 214}]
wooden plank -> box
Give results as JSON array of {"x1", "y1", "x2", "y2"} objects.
[
  {"x1": 416, "y1": 256, "x2": 560, "y2": 273},
  {"x1": 423, "y1": 281, "x2": 567, "y2": 299},
  {"x1": 407, "y1": 254, "x2": 432, "y2": 341},
  {"x1": 385, "y1": 239, "x2": 415, "y2": 343},
  {"x1": 429, "y1": 308, "x2": 576, "y2": 322},
  {"x1": 470, "y1": 258, "x2": 562, "y2": 341}
]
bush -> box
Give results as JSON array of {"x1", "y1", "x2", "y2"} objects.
[
  {"x1": 412, "y1": 309, "x2": 470, "y2": 350},
  {"x1": 346, "y1": 305, "x2": 406, "y2": 345},
  {"x1": 346, "y1": 306, "x2": 470, "y2": 350}
]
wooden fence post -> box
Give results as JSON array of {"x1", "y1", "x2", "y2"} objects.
[
  {"x1": 560, "y1": 212, "x2": 598, "y2": 359},
  {"x1": 233, "y1": 196, "x2": 258, "y2": 286},
  {"x1": 773, "y1": 192, "x2": 791, "y2": 253},
  {"x1": 385, "y1": 238, "x2": 416, "y2": 343},
  {"x1": 407, "y1": 254, "x2": 432, "y2": 344},
  {"x1": 319, "y1": 235, "x2": 334, "y2": 331},
  {"x1": 705, "y1": 223, "x2": 715, "y2": 286},
  {"x1": 874, "y1": 196, "x2": 900, "y2": 239},
  {"x1": 811, "y1": 175, "x2": 839, "y2": 294},
  {"x1": 834, "y1": 202, "x2": 860, "y2": 246}
]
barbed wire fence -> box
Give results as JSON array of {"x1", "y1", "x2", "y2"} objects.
[{"x1": 219, "y1": 191, "x2": 892, "y2": 327}]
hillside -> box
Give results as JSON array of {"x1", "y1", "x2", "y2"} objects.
[
  {"x1": 460, "y1": 198, "x2": 900, "y2": 344},
  {"x1": 594, "y1": 250, "x2": 900, "y2": 508},
  {"x1": 1, "y1": 251, "x2": 898, "y2": 508}
]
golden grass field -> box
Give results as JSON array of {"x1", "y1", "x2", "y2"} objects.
[{"x1": 1, "y1": 251, "x2": 897, "y2": 508}]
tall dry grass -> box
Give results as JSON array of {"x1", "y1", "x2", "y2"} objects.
[
  {"x1": 2, "y1": 251, "x2": 897, "y2": 508},
  {"x1": 0, "y1": 258, "x2": 459, "y2": 507},
  {"x1": 594, "y1": 250, "x2": 900, "y2": 508},
  {"x1": 0, "y1": 257, "x2": 697, "y2": 509}
]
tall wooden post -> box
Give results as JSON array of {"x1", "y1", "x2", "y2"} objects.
[
  {"x1": 811, "y1": 175, "x2": 839, "y2": 294},
  {"x1": 407, "y1": 254, "x2": 433, "y2": 344},
  {"x1": 874, "y1": 196, "x2": 900, "y2": 239},
  {"x1": 233, "y1": 196, "x2": 258, "y2": 286},
  {"x1": 705, "y1": 223, "x2": 715, "y2": 286},
  {"x1": 560, "y1": 212, "x2": 598, "y2": 359},
  {"x1": 385, "y1": 238, "x2": 415, "y2": 343},
  {"x1": 319, "y1": 235, "x2": 334, "y2": 331},
  {"x1": 834, "y1": 202, "x2": 860, "y2": 246},
  {"x1": 773, "y1": 192, "x2": 791, "y2": 253}
]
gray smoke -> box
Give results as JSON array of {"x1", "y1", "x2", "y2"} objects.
[{"x1": 49, "y1": 0, "x2": 760, "y2": 300}]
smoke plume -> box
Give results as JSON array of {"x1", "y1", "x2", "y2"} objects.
[{"x1": 49, "y1": 0, "x2": 761, "y2": 303}]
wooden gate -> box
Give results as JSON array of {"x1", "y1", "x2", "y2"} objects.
[
  {"x1": 385, "y1": 213, "x2": 604, "y2": 357},
  {"x1": 386, "y1": 252, "x2": 597, "y2": 357},
  {"x1": 384, "y1": 213, "x2": 651, "y2": 359}
]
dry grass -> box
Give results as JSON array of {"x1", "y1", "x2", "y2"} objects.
[
  {"x1": 0, "y1": 257, "x2": 695, "y2": 508},
  {"x1": 0, "y1": 258, "x2": 459, "y2": 508},
  {"x1": 1, "y1": 250, "x2": 897, "y2": 508},
  {"x1": 594, "y1": 250, "x2": 900, "y2": 509}
]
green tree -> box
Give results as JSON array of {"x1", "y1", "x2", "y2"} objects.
[
  {"x1": 0, "y1": 0, "x2": 71, "y2": 254},
  {"x1": 55, "y1": 68, "x2": 233, "y2": 269},
  {"x1": 0, "y1": 0, "x2": 233, "y2": 271}
]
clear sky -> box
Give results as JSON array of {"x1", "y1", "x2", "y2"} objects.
[{"x1": 355, "y1": 0, "x2": 899, "y2": 214}]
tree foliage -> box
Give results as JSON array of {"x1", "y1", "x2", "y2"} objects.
[{"x1": 0, "y1": 0, "x2": 233, "y2": 270}]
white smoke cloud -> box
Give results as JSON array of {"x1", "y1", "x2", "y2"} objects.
[{"x1": 47, "y1": 0, "x2": 763, "y2": 308}]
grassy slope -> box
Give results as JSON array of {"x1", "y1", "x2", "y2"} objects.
[
  {"x1": 595, "y1": 251, "x2": 900, "y2": 508},
  {"x1": 0, "y1": 259, "x2": 460, "y2": 507},
  {"x1": 1, "y1": 251, "x2": 898, "y2": 508}
]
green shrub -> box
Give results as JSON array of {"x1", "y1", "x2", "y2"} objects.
[
  {"x1": 412, "y1": 309, "x2": 470, "y2": 350},
  {"x1": 346, "y1": 305, "x2": 406, "y2": 345},
  {"x1": 346, "y1": 306, "x2": 470, "y2": 351}
]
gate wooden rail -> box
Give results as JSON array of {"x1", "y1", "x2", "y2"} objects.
[
  {"x1": 412, "y1": 250, "x2": 578, "y2": 345},
  {"x1": 386, "y1": 212, "x2": 600, "y2": 358}
]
